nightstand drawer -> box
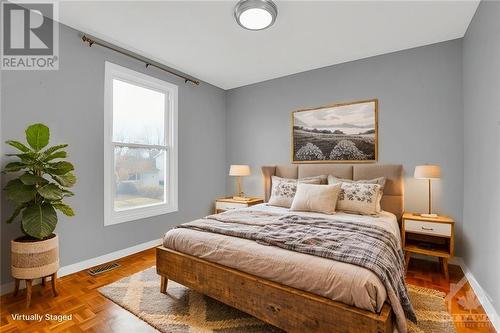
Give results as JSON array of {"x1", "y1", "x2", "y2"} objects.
[
  {"x1": 405, "y1": 219, "x2": 451, "y2": 237},
  {"x1": 215, "y1": 201, "x2": 247, "y2": 211}
]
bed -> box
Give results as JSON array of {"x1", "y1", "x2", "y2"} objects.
[{"x1": 156, "y1": 164, "x2": 405, "y2": 333}]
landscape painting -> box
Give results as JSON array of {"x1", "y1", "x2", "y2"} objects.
[{"x1": 292, "y1": 99, "x2": 378, "y2": 163}]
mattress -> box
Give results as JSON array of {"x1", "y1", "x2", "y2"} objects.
[{"x1": 162, "y1": 203, "x2": 400, "y2": 314}]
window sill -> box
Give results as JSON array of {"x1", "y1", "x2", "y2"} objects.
[{"x1": 104, "y1": 205, "x2": 178, "y2": 226}]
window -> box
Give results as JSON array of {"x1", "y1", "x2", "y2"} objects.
[{"x1": 104, "y1": 62, "x2": 178, "y2": 226}]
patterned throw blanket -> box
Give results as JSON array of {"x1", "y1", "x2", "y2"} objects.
[{"x1": 178, "y1": 210, "x2": 416, "y2": 332}]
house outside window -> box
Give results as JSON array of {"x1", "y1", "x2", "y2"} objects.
[{"x1": 104, "y1": 62, "x2": 178, "y2": 226}]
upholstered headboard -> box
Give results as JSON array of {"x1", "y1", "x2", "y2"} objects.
[{"x1": 261, "y1": 164, "x2": 404, "y2": 220}]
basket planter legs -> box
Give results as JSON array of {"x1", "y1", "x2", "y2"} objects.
[{"x1": 11, "y1": 234, "x2": 59, "y2": 307}]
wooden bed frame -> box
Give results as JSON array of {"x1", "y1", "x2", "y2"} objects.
[
  {"x1": 156, "y1": 247, "x2": 393, "y2": 333},
  {"x1": 156, "y1": 164, "x2": 403, "y2": 333}
]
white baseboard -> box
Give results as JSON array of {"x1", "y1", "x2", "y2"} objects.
[
  {"x1": 0, "y1": 238, "x2": 161, "y2": 296},
  {"x1": 449, "y1": 256, "x2": 463, "y2": 266},
  {"x1": 454, "y1": 257, "x2": 500, "y2": 332}
]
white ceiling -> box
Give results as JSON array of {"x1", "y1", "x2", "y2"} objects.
[{"x1": 57, "y1": 1, "x2": 479, "y2": 89}]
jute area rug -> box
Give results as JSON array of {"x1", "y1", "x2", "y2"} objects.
[{"x1": 99, "y1": 267, "x2": 456, "y2": 333}]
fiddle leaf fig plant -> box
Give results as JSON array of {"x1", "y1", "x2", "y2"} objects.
[{"x1": 3, "y1": 123, "x2": 76, "y2": 239}]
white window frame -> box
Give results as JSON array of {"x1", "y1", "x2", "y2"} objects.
[{"x1": 104, "y1": 61, "x2": 178, "y2": 226}]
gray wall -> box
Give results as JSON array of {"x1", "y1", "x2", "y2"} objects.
[
  {"x1": 226, "y1": 40, "x2": 465, "y2": 254},
  {"x1": 3, "y1": 11, "x2": 497, "y2": 319},
  {"x1": 463, "y1": 0, "x2": 500, "y2": 317},
  {"x1": 0, "y1": 23, "x2": 227, "y2": 285}
]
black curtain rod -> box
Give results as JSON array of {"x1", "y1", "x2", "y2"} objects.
[{"x1": 81, "y1": 35, "x2": 200, "y2": 85}]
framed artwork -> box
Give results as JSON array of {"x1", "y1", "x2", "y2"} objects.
[{"x1": 291, "y1": 99, "x2": 378, "y2": 163}]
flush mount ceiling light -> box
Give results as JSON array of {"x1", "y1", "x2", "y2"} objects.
[{"x1": 234, "y1": 0, "x2": 278, "y2": 31}]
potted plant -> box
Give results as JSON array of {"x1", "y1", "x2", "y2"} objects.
[{"x1": 3, "y1": 123, "x2": 76, "y2": 305}]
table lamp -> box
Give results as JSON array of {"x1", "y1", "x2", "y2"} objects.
[
  {"x1": 229, "y1": 165, "x2": 251, "y2": 201},
  {"x1": 414, "y1": 164, "x2": 441, "y2": 217}
]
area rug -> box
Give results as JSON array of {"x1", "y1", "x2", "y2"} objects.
[{"x1": 99, "y1": 267, "x2": 456, "y2": 333}]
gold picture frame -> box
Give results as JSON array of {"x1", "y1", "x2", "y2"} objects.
[{"x1": 291, "y1": 99, "x2": 378, "y2": 164}]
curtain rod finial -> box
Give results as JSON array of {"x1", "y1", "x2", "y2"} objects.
[{"x1": 82, "y1": 35, "x2": 94, "y2": 47}]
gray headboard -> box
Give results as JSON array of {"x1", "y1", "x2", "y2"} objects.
[{"x1": 262, "y1": 164, "x2": 404, "y2": 220}]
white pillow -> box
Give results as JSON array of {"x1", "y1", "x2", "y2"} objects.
[
  {"x1": 268, "y1": 176, "x2": 325, "y2": 208},
  {"x1": 290, "y1": 183, "x2": 341, "y2": 215},
  {"x1": 327, "y1": 175, "x2": 386, "y2": 189},
  {"x1": 336, "y1": 182, "x2": 381, "y2": 215},
  {"x1": 328, "y1": 176, "x2": 386, "y2": 212}
]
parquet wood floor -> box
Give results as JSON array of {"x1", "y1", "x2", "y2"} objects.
[
  {"x1": 0, "y1": 248, "x2": 496, "y2": 332},
  {"x1": 406, "y1": 258, "x2": 496, "y2": 333}
]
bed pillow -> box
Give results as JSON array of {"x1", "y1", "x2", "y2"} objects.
[
  {"x1": 335, "y1": 182, "x2": 382, "y2": 215},
  {"x1": 290, "y1": 183, "x2": 341, "y2": 214},
  {"x1": 327, "y1": 175, "x2": 386, "y2": 189},
  {"x1": 268, "y1": 176, "x2": 325, "y2": 208},
  {"x1": 328, "y1": 176, "x2": 386, "y2": 212}
]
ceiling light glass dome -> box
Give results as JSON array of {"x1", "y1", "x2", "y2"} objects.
[{"x1": 234, "y1": 0, "x2": 278, "y2": 31}]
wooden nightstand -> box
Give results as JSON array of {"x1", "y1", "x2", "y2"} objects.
[
  {"x1": 214, "y1": 197, "x2": 264, "y2": 214},
  {"x1": 402, "y1": 212, "x2": 455, "y2": 279}
]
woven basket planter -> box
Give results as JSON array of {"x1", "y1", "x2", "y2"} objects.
[{"x1": 11, "y1": 234, "x2": 59, "y2": 280}]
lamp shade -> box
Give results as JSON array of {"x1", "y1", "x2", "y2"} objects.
[
  {"x1": 414, "y1": 165, "x2": 441, "y2": 179},
  {"x1": 229, "y1": 165, "x2": 251, "y2": 176}
]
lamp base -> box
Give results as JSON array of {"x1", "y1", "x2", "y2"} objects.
[
  {"x1": 232, "y1": 196, "x2": 252, "y2": 202},
  {"x1": 420, "y1": 213, "x2": 438, "y2": 218}
]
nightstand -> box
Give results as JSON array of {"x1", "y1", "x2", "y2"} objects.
[
  {"x1": 402, "y1": 212, "x2": 455, "y2": 279},
  {"x1": 214, "y1": 197, "x2": 264, "y2": 214}
]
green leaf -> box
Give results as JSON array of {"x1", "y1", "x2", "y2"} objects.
[
  {"x1": 25, "y1": 123, "x2": 50, "y2": 151},
  {"x1": 37, "y1": 184, "x2": 64, "y2": 201},
  {"x1": 43, "y1": 151, "x2": 67, "y2": 162},
  {"x1": 3, "y1": 179, "x2": 36, "y2": 203},
  {"x1": 21, "y1": 204, "x2": 57, "y2": 239},
  {"x1": 5, "y1": 140, "x2": 31, "y2": 153},
  {"x1": 20, "y1": 173, "x2": 48, "y2": 185},
  {"x1": 61, "y1": 189, "x2": 75, "y2": 197},
  {"x1": 53, "y1": 202, "x2": 75, "y2": 217},
  {"x1": 42, "y1": 144, "x2": 68, "y2": 156},
  {"x1": 5, "y1": 152, "x2": 36, "y2": 163},
  {"x1": 6, "y1": 204, "x2": 27, "y2": 224},
  {"x1": 4, "y1": 162, "x2": 27, "y2": 172},
  {"x1": 29, "y1": 161, "x2": 46, "y2": 173},
  {"x1": 52, "y1": 173, "x2": 77, "y2": 188},
  {"x1": 47, "y1": 161, "x2": 74, "y2": 175}
]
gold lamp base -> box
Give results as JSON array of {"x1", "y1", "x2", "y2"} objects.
[
  {"x1": 232, "y1": 196, "x2": 252, "y2": 202},
  {"x1": 233, "y1": 176, "x2": 251, "y2": 201},
  {"x1": 414, "y1": 164, "x2": 442, "y2": 218},
  {"x1": 420, "y1": 213, "x2": 438, "y2": 218},
  {"x1": 421, "y1": 178, "x2": 438, "y2": 218}
]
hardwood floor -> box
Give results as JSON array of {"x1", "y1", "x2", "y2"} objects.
[
  {"x1": 1, "y1": 248, "x2": 496, "y2": 333},
  {"x1": 406, "y1": 258, "x2": 496, "y2": 333},
  {"x1": 1, "y1": 249, "x2": 157, "y2": 333}
]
